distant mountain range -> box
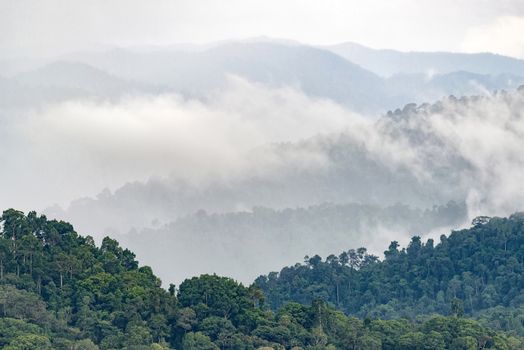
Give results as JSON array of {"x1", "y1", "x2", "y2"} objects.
[
  {"x1": 0, "y1": 61, "x2": 159, "y2": 108},
  {"x1": 13, "y1": 61, "x2": 156, "y2": 96},
  {"x1": 325, "y1": 41, "x2": 524, "y2": 77},
  {"x1": 61, "y1": 42, "x2": 387, "y2": 112},
  {"x1": 3, "y1": 40, "x2": 524, "y2": 113}
]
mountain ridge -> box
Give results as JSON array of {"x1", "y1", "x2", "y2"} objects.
[
  {"x1": 0, "y1": 208, "x2": 522, "y2": 349},
  {"x1": 325, "y1": 41, "x2": 524, "y2": 77}
]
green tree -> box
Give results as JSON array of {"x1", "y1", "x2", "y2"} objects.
[{"x1": 182, "y1": 332, "x2": 219, "y2": 350}]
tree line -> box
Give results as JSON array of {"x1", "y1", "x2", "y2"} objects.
[
  {"x1": 255, "y1": 214, "x2": 524, "y2": 335},
  {"x1": 0, "y1": 209, "x2": 522, "y2": 349}
]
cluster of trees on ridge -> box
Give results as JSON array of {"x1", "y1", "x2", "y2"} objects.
[
  {"x1": 0, "y1": 209, "x2": 522, "y2": 349},
  {"x1": 255, "y1": 214, "x2": 524, "y2": 336},
  {"x1": 119, "y1": 200, "x2": 467, "y2": 285}
]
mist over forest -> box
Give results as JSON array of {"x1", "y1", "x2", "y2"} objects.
[
  {"x1": 1, "y1": 39, "x2": 524, "y2": 284},
  {"x1": 3, "y1": 2, "x2": 524, "y2": 349}
]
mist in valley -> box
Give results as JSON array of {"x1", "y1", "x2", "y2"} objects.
[{"x1": 3, "y1": 1, "x2": 524, "y2": 285}]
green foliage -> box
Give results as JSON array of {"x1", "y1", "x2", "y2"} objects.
[
  {"x1": 0, "y1": 318, "x2": 46, "y2": 347},
  {"x1": 0, "y1": 209, "x2": 522, "y2": 349},
  {"x1": 3, "y1": 334, "x2": 52, "y2": 350},
  {"x1": 256, "y1": 214, "x2": 524, "y2": 329},
  {"x1": 0, "y1": 209, "x2": 176, "y2": 349},
  {"x1": 178, "y1": 274, "x2": 252, "y2": 323},
  {"x1": 475, "y1": 305, "x2": 524, "y2": 336},
  {"x1": 182, "y1": 332, "x2": 219, "y2": 350}
]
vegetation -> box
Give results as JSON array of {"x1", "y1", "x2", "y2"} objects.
[
  {"x1": 255, "y1": 214, "x2": 524, "y2": 333},
  {"x1": 122, "y1": 200, "x2": 467, "y2": 286},
  {"x1": 0, "y1": 209, "x2": 174, "y2": 349},
  {"x1": 0, "y1": 209, "x2": 522, "y2": 349}
]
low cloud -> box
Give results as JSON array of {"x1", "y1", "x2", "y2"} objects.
[
  {"x1": 10, "y1": 79, "x2": 524, "y2": 230},
  {"x1": 372, "y1": 92, "x2": 524, "y2": 218},
  {"x1": 3, "y1": 75, "x2": 524, "y2": 284},
  {"x1": 1, "y1": 77, "x2": 360, "y2": 212}
]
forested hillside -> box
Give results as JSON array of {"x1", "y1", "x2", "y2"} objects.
[
  {"x1": 120, "y1": 201, "x2": 466, "y2": 284},
  {"x1": 255, "y1": 214, "x2": 524, "y2": 334},
  {"x1": 0, "y1": 209, "x2": 175, "y2": 349},
  {"x1": 0, "y1": 209, "x2": 522, "y2": 349}
]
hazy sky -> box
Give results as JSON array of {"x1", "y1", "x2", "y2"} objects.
[{"x1": 1, "y1": 0, "x2": 524, "y2": 58}]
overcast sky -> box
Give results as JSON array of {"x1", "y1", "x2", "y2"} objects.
[{"x1": 1, "y1": 0, "x2": 524, "y2": 58}]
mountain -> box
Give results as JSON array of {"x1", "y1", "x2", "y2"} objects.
[
  {"x1": 325, "y1": 42, "x2": 524, "y2": 77},
  {"x1": 385, "y1": 71, "x2": 524, "y2": 103},
  {"x1": 66, "y1": 41, "x2": 524, "y2": 111},
  {"x1": 13, "y1": 61, "x2": 160, "y2": 97},
  {"x1": 0, "y1": 62, "x2": 162, "y2": 109},
  {"x1": 117, "y1": 201, "x2": 467, "y2": 285},
  {"x1": 0, "y1": 209, "x2": 175, "y2": 349},
  {"x1": 0, "y1": 74, "x2": 88, "y2": 109},
  {"x1": 6, "y1": 41, "x2": 524, "y2": 113},
  {"x1": 64, "y1": 42, "x2": 388, "y2": 113},
  {"x1": 255, "y1": 213, "x2": 524, "y2": 333},
  {"x1": 0, "y1": 209, "x2": 522, "y2": 349}
]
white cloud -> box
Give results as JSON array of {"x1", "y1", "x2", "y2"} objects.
[
  {"x1": 0, "y1": 77, "x2": 357, "y2": 211},
  {"x1": 373, "y1": 93, "x2": 524, "y2": 218}
]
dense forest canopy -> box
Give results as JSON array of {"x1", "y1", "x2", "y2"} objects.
[
  {"x1": 0, "y1": 209, "x2": 524, "y2": 350},
  {"x1": 255, "y1": 213, "x2": 524, "y2": 334},
  {"x1": 0, "y1": 209, "x2": 522, "y2": 349}
]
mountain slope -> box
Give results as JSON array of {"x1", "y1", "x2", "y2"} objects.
[
  {"x1": 0, "y1": 209, "x2": 522, "y2": 349},
  {"x1": 326, "y1": 41, "x2": 524, "y2": 77},
  {"x1": 66, "y1": 42, "x2": 388, "y2": 113},
  {"x1": 0, "y1": 209, "x2": 176, "y2": 349},
  {"x1": 255, "y1": 213, "x2": 524, "y2": 323},
  {"x1": 0, "y1": 62, "x2": 162, "y2": 109},
  {"x1": 117, "y1": 201, "x2": 467, "y2": 285},
  {"x1": 8, "y1": 41, "x2": 524, "y2": 113},
  {"x1": 13, "y1": 61, "x2": 158, "y2": 96},
  {"x1": 69, "y1": 41, "x2": 524, "y2": 111},
  {"x1": 385, "y1": 71, "x2": 524, "y2": 103}
]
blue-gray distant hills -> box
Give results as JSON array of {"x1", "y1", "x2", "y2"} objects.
[
  {"x1": 13, "y1": 61, "x2": 155, "y2": 96},
  {"x1": 4, "y1": 40, "x2": 524, "y2": 112},
  {"x1": 62, "y1": 42, "x2": 386, "y2": 112},
  {"x1": 325, "y1": 41, "x2": 524, "y2": 77}
]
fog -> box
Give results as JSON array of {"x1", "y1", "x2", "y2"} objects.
[
  {"x1": 46, "y1": 85, "x2": 524, "y2": 284},
  {"x1": 0, "y1": 77, "x2": 354, "y2": 211},
  {"x1": 2, "y1": 36, "x2": 524, "y2": 284}
]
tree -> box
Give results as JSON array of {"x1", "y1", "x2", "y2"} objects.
[
  {"x1": 182, "y1": 332, "x2": 219, "y2": 350},
  {"x1": 256, "y1": 213, "x2": 524, "y2": 326},
  {"x1": 4, "y1": 334, "x2": 52, "y2": 350},
  {"x1": 451, "y1": 298, "x2": 464, "y2": 318},
  {"x1": 178, "y1": 275, "x2": 252, "y2": 323},
  {"x1": 73, "y1": 339, "x2": 100, "y2": 350}
]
